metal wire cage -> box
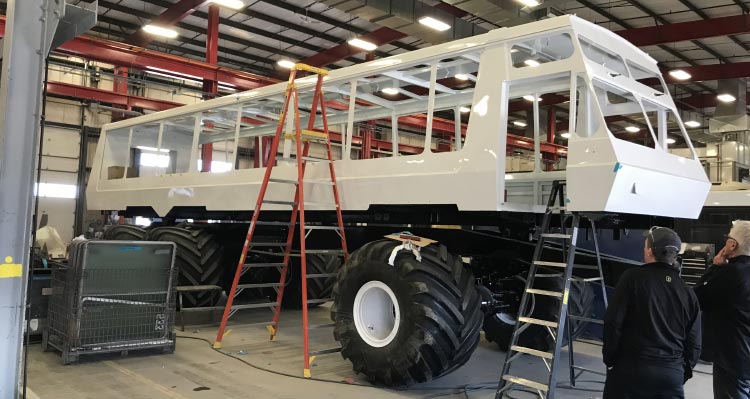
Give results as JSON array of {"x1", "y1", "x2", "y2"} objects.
[{"x1": 43, "y1": 240, "x2": 178, "y2": 364}]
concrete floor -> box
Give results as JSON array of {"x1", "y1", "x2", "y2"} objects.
[{"x1": 26, "y1": 306, "x2": 714, "y2": 399}]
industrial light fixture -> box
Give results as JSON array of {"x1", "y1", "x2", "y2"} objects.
[
  {"x1": 684, "y1": 120, "x2": 701, "y2": 128},
  {"x1": 666, "y1": 138, "x2": 676, "y2": 144},
  {"x1": 209, "y1": 0, "x2": 245, "y2": 9},
  {"x1": 717, "y1": 93, "x2": 737, "y2": 103},
  {"x1": 142, "y1": 25, "x2": 178, "y2": 39},
  {"x1": 522, "y1": 95, "x2": 541, "y2": 102},
  {"x1": 524, "y1": 59, "x2": 540, "y2": 67},
  {"x1": 512, "y1": 120, "x2": 527, "y2": 127},
  {"x1": 418, "y1": 16, "x2": 451, "y2": 32},
  {"x1": 382, "y1": 87, "x2": 399, "y2": 95},
  {"x1": 347, "y1": 38, "x2": 378, "y2": 51},
  {"x1": 625, "y1": 126, "x2": 640, "y2": 133},
  {"x1": 668, "y1": 69, "x2": 692, "y2": 81},
  {"x1": 517, "y1": 0, "x2": 541, "y2": 6},
  {"x1": 455, "y1": 73, "x2": 470, "y2": 81},
  {"x1": 560, "y1": 132, "x2": 571, "y2": 139},
  {"x1": 277, "y1": 59, "x2": 296, "y2": 69},
  {"x1": 459, "y1": 106, "x2": 471, "y2": 113}
]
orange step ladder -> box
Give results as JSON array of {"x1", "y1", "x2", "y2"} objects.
[{"x1": 213, "y1": 63, "x2": 349, "y2": 378}]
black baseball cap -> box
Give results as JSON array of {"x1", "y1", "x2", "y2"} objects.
[{"x1": 644, "y1": 226, "x2": 681, "y2": 251}]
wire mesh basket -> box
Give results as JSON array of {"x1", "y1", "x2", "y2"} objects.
[{"x1": 43, "y1": 240, "x2": 177, "y2": 364}]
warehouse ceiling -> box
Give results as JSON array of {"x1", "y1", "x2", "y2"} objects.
[{"x1": 2, "y1": 0, "x2": 748, "y2": 116}]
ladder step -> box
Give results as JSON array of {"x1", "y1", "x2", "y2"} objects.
[
  {"x1": 243, "y1": 262, "x2": 285, "y2": 269},
  {"x1": 534, "y1": 261, "x2": 568, "y2": 268},
  {"x1": 510, "y1": 345, "x2": 554, "y2": 360},
  {"x1": 250, "y1": 242, "x2": 288, "y2": 247},
  {"x1": 501, "y1": 375, "x2": 548, "y2": 393},
  {"x1": 306, "y1": 273, "x2": 337, "y2": 278},
  {"x1": 568, "y1": 315, "x2": 604, "y2": 325},
  {"x1": 276, "y1": 156, "x2": 331, "y2": 163},
  {"x1": 541, "y1": 233, "x2": 572, "y2": 239},
  {"x1": 305, "y1": 298, "x2": 332, "y2": 305},
  {"x1": 519, "y1": 316, "x2": 559, "y2": 328},
  {"x1": 309, "y1": 347, "x2": 341, "y2": 356},
  {"x1": 266, "y1": 178, "x2": 335, "y2": 186},
  {"x1": 236, "y1": 283, "x2": 282, "y2": 289},
  {"x1": 231, "y1": 302, "x2": 277, "y2": 310},
  {"x1": 526, "y1": 288, "x2": 563, "y2": 298},
  {"x1": 305, "y1": 225, "x2": 340, "y2": 230},
  {"x1": 570, "y1": 276, "x2": 603, "y2": 282}
]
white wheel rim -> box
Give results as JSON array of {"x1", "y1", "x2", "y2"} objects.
[{"x1": 353, "y1": 280, "x2": 401, "y2": 348}]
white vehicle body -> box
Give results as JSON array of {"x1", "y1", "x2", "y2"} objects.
[{"x1": 87, "y1": 15, "x2": 710, "y2": 219}]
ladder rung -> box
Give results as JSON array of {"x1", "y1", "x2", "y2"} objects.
[
  {"x1": 501, "y1": 375, "x2": 548, "y2": 393},
  {"x1": 572, "y1": 264, "x2": 600, "y2": 270},
  {"x1": 534, "y1": 261, "x2": 568, "y2": 268},
  {"x1": 526, "y1": 288, "x2": 563, "y2": 298},
  {"x1": 568, "y1": 315, "x2": 604, "y2": 325},
  {"x1": 570, "y1": 276, "x2": 603, "y2": 282},
  {"x1": 541, "y1": 233, "x2": 571, "y2": 239},
  {"x1": 243, "y1": 262, "x2": 285, "y2": 269},
  {"x1": 306, "y1": 273, "x2": 336, "y2": 278},
  {"x1": 305, "y1": 298, "x2": 332, "y2": 305},
  {"x1": 309, "y1": 347, "x2": 341, "y2": 356},
  {"x1": 236, "y1": 283, "x2": 282, "y2": 289},
  {"x1": 254, "y1": 221, "x2": 293, "y2": 227},
  {"x1": 519, "y1": 316, "x2": 559, "y2": 328},
  {"x1": 510, "y1": 345, "x2": 554, "y2": 360},
  {"x1": 267, "y1": 178, "x2": 335, "y2": 186},
  {"x1": 276, "y1": 156, "x2": 331, "y2": 163},
  {"x1": 231, "y1": 302, "x2": 277, "y2": 310},
  {"x1": 305, "y1": 225, "x2": 340, "y2": 231},
  {"x1": 250, "y1": 242, "x2": 288, "y2": 247}
]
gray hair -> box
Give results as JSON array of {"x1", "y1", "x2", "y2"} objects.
[{"x1": 730, "y1": 220, "x2": 750, "y2": 256}]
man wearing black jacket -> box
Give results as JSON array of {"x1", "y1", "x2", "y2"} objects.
[
  {"x1": 603, "y1": 227, "x2": 702, "y2": 399},
  {"x1": 695, "y1": 220, "x2": 750, "y2": 399}
]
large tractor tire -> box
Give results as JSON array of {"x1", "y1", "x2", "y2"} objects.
[
  {"x1": 102, "y1": 225, "x2": 147, "y2": 241},
  {"x1": 331, "y1": 239, "x2": 482, "y2": 386},
  {"x1": 146, "y1": 226, "x2": 222, "y2": 308},
  {"x1": 485, "y1": 278, "x2": 594, "y2": 351}
]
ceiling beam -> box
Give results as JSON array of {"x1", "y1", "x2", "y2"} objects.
[
  {"x1": 616, "y1": 14, "x2": 750, "y2": 47},
  {"x1": 125, "y1": 0, "x2": 211, "y2": 48},
  {"x1": 47, "y1": 81, "x2": 183, "y2": 111},
  {"x1": 664, "y1": 62, "x2": 750, "y2": 84},
  {"x1": 674, "y1": 0, "x2": 750, "y2": 52},
  {"x1": 678, "y1": 92, "x2": 750, "y2": 109},
  {"x1": 302, "y1": 27, "x2": 407, "y2": 67}
]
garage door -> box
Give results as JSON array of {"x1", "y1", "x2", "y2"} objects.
[{"x1": 37, "y1": 125, "x2": 80, "y2": 243}]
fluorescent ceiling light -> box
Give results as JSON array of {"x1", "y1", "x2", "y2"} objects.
[
  {"x1": 418, "y1": 16, "x2": 451, "y2": 32},
  {"x1": 625, "y1": 126, "x2": 640, "y2": 133},
  {"x1": 145, "y1": 66, "x2": 201, "y2": 81},
  {"x1": 145, "y1": 70, "x2": 202, "y2": 85},
  {"x1": 524, "y1": 59, "x2": 540, "y2": 67},
  {"x1": 666, "y1": 138, "x2": 676, "y2": 144},
  {"x1": 684, "y1": 120, "x2": 701, "y2": 128},
  {"x1": 522, "y1": 95, "x2": 541, "y2": 102},
  {"x1": 560, "y1": 132, "x2": 571, "y2": 139},
  {"x1": 668, "y1": 69, "x2": 691, "y2": 81},
  {"x1": 455, "y1": 73, "x2": 470, "y2": 81},
  {"x1": 512, "y1": 120, "x2": 527, "y2": 127},
  {"x1": 142, "y1": 25, "x2": 178, "y2": 39},
  {"x1": 517, "y1": 0, "x2": 541, "y2": 6},
  {"x1": 209, "y1": 0, "x2": 245, "y2": 9},
  {"x1": 717, "y1": 93, "x2": 736, "y2": 103},
  {"x1": 277, "y1": 59, "x2": 296, "y2": 69},
  {"x1": 382, "y1": 87, "x2": 399, "y2": 95},
  {"x1": 459, "y1": 106, "x2": 471, "y2": 113},
  {"x1": 347, "y1": 38, "x2": 377, "y2": 51}
]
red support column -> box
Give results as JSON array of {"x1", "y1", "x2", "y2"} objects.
[
  {"x1": 112, "y1": 67, "x2": 130, "y2": 122},
  {"x1": 201, "y1": 4, "x2": 219, "y2": 172}
]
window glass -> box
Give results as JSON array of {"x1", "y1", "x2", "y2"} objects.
[
  {"x1": 197, "y1": 106, "x2": 238, "y2": 173},
  {"x1": 160, "y1": 114, "x2": 196, "y2": 174},
  {"x1": 579, "y1": 37, "x2": 628, "y2": 77},
  {"x1": 627, "y1": 60, "x2": 667, "y2": 95},
  {"x1": 128, "y1": 123, "x2": 161, "y2": 178},
  {"x1": 511, "y1": 33, "x2": 574, "y2": 68},
  {"x1": 102, "y1": 127, "x2": 130, "y2": 180}
]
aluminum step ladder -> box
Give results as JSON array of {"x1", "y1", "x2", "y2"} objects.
[
  {"x1": 213, "y1": 63, "x2": 349, "y2": 379},
  {"x1": 496, "y1": 181, "x2": 608, "y2": 399}
]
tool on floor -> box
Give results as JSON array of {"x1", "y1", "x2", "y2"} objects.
[
  {"x1": 213, "y1": 63, "x2": 349, "y2": 379},
  {"x1": 496, "y1": 180, "x2": 608, "y2": 398}
]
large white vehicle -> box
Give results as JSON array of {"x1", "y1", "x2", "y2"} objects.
[{"x1": 88, "y1": 15, "x2": 710, "y2": 385}]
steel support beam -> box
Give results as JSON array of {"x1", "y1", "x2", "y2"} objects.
[
  {"x1": 302, "y1": 27, "x2": 407, "y2": 67},
  {"x1": 664, "y1": 62, "x2": 750, "y2": 84},
  {"x1": 201, "y1": 4, "x2": 219, "y2": 172},
  {"x1": 125, "y1": 0, "x2": 211, "y2": 48},
  {"x1": 616, "y1": 14, "x2": 750, "y2": 47},
  {"x1": 0, "y1": 0, "x2": 60, "y2": 396},
  {"x1": 47, "y1": 81, "x2": 183, "y2": 111}
]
